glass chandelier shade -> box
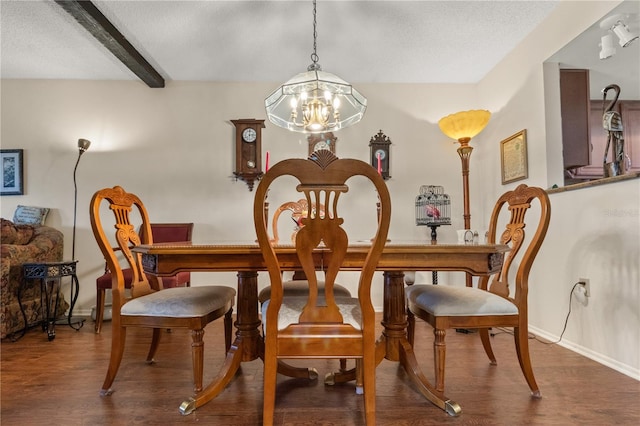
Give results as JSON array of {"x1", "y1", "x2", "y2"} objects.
[
  {"x1": 265, "y1": 65, "x2": 366, "y2": 133},
  {"x1": 438, "y1": 109, "x2": 491, "y2": 144},
  {"x1": 264, "y1": 0, "x2": 366, "y2": 134}
]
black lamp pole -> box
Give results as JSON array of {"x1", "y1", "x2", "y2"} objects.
[{"x1": 72, "y1": 138, "x2": 91, "y2": 261}]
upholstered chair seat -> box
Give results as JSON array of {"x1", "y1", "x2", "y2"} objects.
[
  {"x1": 122, "y1": 286, "x2": 236, "y2": 318},
  {"x1": 405, "y1": 285, "x2": 519, "y2": 317}
]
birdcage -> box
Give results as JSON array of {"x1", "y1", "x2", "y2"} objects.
[
  {"x1": 415, "y1": 185, "x2": 451, "y2": 285},
  {"x1": 415, "y1": 185, "x2": 451, "y2": 242}
]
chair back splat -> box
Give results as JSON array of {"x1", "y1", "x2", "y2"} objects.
[
  {"x1": 93, "y1": 222, "x2": 194, "y2": 333},
  {"x1": 255, "y1": 151, "x2": 390, "y2": 426}
]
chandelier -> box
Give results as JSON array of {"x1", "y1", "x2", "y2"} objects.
[{"x1": 265, "y1": 0, "x2": 366, "y2": 134}]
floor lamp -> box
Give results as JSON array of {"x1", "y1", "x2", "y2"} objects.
[
  {"x1": 73, "y1": 138, "x2": 91, "y2": 260},
  {"x1": 438, "y1": 110, "x2": 491, "y2": 292},
  {"x1": 65, "y1": 138, "x2": 91, "y2": 329}
]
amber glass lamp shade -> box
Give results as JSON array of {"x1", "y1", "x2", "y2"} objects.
[{"x1": 438, "y1": 110, "x2": 491, "y2": 144}]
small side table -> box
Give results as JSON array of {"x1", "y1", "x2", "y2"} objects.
[{"x1": 20, "y1": 261, "x2": 85, "y2": 341}]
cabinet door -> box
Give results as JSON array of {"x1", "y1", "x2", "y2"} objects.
[
  {"x1": 620, "y1": 101, "x2": 640, "y2": 173},
  {"x1": 560, "y1": 69, "x2": 591, "y2": 169},
  {"x1": 573, "y1": 100, "x2": 611, "y2": 178}
]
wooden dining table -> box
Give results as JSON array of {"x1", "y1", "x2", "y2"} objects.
[{"x1": 133, "y1": 240, "x2": 508, "y2": 416}]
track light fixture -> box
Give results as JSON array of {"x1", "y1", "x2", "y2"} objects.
[{"x1": 599, "y1": 13, "x2": 639, "y2": 59}]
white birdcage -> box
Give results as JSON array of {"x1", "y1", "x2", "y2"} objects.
[{"x1": 415, "y1": 185, "x2": 451, "y2": 241}]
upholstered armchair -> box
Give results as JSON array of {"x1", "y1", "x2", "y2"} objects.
[{"x1": 1, "y1": 219, "x2": 69, "y2": 339}]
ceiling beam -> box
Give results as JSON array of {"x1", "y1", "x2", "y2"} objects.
[{"x1": 54, "y1": 0, "x2": 165, "y2": 88}]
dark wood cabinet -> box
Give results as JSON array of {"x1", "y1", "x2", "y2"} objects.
[
  {"x1": 620, "y1": 101, "x2": 640, "y2": 174},
  {"x1": 560, "y1": 68, "x2": 639, "y2": 181},
  {"x1": 560, "y1": 69, "x2": 591, "y2": 170}
]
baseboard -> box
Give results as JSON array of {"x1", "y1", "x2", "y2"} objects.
[
  {"x1": 89, "y1": 304, "x2": 112, "y2": 321},
  {"x1": 529, "y1": 325, "x2": 639, "y2": 381}
]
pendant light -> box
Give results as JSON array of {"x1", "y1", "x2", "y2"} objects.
[{"x1": 265, "y1": 0, "x2": 366, "y2": 134}]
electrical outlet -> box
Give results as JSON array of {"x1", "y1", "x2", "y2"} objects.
[{"x1": 578, "y1": 278, "x2": 590, "y2": 297}]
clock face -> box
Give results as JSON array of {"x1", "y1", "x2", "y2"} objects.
[
  {"x1": 242, "y1": 127, "x2": 257, "y2": 143},
  {"x1": 314, "y1": 140, "x2": 331, "y2": 151},
  {"x1": 374, "y1": 149, "x2": 386, "y2": 160}
]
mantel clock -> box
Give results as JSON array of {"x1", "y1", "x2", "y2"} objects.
[
  {"x1": 232, "y1": 119, "x2": 265, "y2": 191},
  {"x1": 369, "y1": 129, "x2": 391, "y2": 180}
]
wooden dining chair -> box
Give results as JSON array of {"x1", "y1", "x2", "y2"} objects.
[
  {"x1": 254, "y1": 151, "x2": 391, "y2": 426},
  {"x1": 405, "y1": 184, "x2": 551, "y2": 414},
  {"x1": 91, "y1": 186, "x2": 236, "y2": 397},
  {"x1": 259, "y1": 197, "x2": 354, "y2": 381},
  {"x1": 94, "y1": 222, "x2": 194, "y2": 333}
]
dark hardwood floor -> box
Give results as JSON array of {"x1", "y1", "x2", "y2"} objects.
[{"x1": 1, "y1": 314, "x2": 639, "y2": 425}]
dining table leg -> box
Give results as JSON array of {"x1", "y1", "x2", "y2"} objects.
[
  {"x1": 179, "y1": 270, "x2": 318, "y2": 415},
  {"x1": 325, "y1": 271, "x2": 461, "y2": 416},
  {"x1": 383, "y1": 271, "x2": 461, "y2": 416},
  {"x1": 179, "y1": 271, "x2": 263, "y2": 415}
]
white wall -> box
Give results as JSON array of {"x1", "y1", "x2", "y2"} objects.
[
  {"x1": 476, "y1": 0, "x2": 639, "y2": 380},
  {"x1": 1, "y1": 0, "x2": 637, "y2": 379},
  {"x1": 0, "y1": 80, "x2": 480, "y2": 315}
]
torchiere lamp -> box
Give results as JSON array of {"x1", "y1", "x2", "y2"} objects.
[
  {"x1": 438, "y1": 110, "x2": 491, "y2": 231},
  {"x1": 438, "y1": 110, "x2": 490, "y2": 298}
]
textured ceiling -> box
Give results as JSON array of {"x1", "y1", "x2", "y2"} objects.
[{"x1": 1, "y1": 0, "x2": 562, "y2": 84}]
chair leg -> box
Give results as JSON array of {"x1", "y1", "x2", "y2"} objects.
[
  {"x1": 95, "y1": 288, "x2": 106, "y2": 334},
  {"x1": 514, "y1": 325, "x2": 541, "y2": 398},
  {"x1": 362, "y1": 348, "x2": 376, "y2": 425},
  {"x1": 479, "y1": 328, "x2": 497, "y2": 365},
  {"x1": 146, "y1": 328, "x2": 162, "y2": 364},
  {"x1": 407, "y1": 308, "x2": 415, "y2": 346},
  {"x1": 100, "y1": 325, "x2": 127, "y2": 396},
  {"x1": 224, "y1": 308, "x2": 233, "y2": 353},
  {"x1": 433, "y1": 328, "x2": 446, "y2": 394},
  {"x1": 339, "y1": 358, "x2": 347, "y2": 372},
  {"x1": 355, "y1": 359, "x2": 363, "y2": 395},
  {"x1": 191, "y1": 328, "x2": 205, "y2": 393},
  {"x1": 262, "y1": 351, "x2": 278, "y2": 426}
]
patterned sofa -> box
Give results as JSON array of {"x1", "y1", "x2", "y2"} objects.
[{"x1": 1, "y1": 219, "x2": 69, "y2": 339}]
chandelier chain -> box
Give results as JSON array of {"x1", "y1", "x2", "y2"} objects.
[{"x1": 311, "y1": 0, "x2": 319, "y2": 65}]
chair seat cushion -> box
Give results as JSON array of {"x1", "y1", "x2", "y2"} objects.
[
  {"x1": 122, "y1": 286, "x2": 236, "y2": 318},
  {"x1": 97, "y1": 269, "x2": 189, "y2": 289},
  {"x1": 405, "y1": 284, "x2": 518, "y2": 317},
  {"x1": 96, "y1": 268, "x2": 134, "y2": 289},
  {"x1": 262, "y1": 296, "x2": 362, "y2": 332},
  {"x1": 258, "y1": 280, "x2": 351, "y2": 303}
]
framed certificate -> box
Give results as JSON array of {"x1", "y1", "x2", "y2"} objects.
[{"x1": 500, "y1": 130, "x2": 528, "y2": 184}]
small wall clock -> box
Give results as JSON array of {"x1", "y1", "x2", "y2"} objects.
[
  {"x1": 308, "y1": 132, "x2": 337, "y2": 156},
  {"x1": 369, "y1": 129, "x2": 391, "y2": 180},
  {"x1": 231, "y1": 119, "x2": 265, "y2": 191}
]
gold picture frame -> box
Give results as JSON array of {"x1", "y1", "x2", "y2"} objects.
[{"x1": 500, "y1": 130, "x2": 528, "y2": 184}]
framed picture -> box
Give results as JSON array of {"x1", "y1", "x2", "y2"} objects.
[
  {"x1": 500, "y1": 130, "x2": 528, "y2": 184},
  {"x1": 1, "y1": 149, "x2": 24, "y2": 196}
]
